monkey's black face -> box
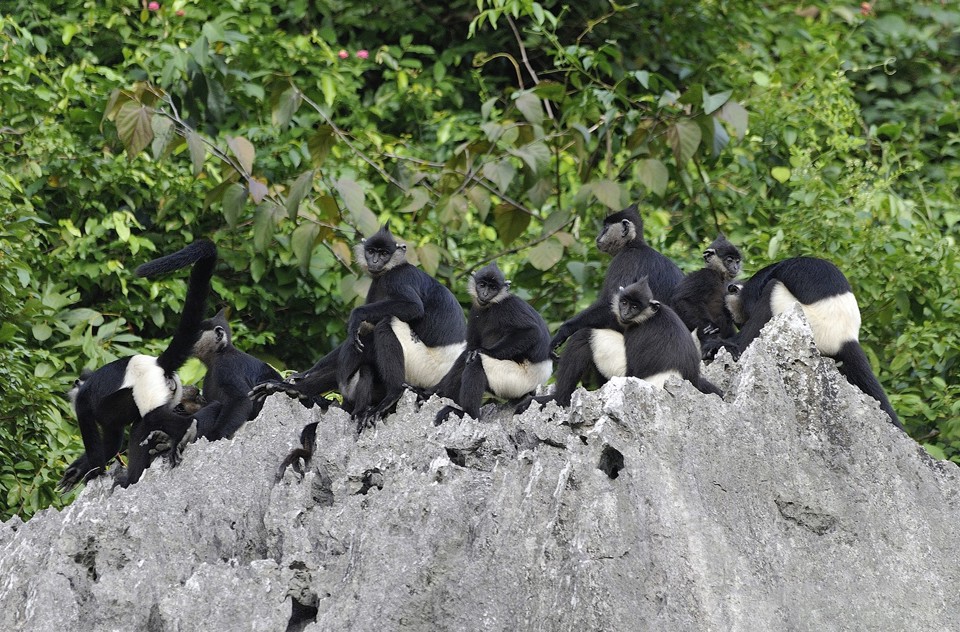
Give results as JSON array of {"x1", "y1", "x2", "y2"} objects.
[
  {"x1": 704, "y1": 249, "x2": 742, "y2": 278},
  {"x1": 468, "y1": 265, "x2": 510, "y2": 306},
  {"x1": 612, "y1": 279, "x2": 658, "y2": 326},
  {"x1": 364, "y1": 246, "x2": 395, "y2": 274}
]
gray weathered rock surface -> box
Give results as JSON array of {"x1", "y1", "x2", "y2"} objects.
[{"x1": 2, "y1": 306, "x2": 958, "y2": 631}]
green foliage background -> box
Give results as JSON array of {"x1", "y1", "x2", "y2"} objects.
[{"x1": 1, "y1": 0, "x2": 957, "y2": 520}]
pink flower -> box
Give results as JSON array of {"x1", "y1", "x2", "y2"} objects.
[
  {"x1": 356, "y1": 49, "x2": 369, "y2": 59},
  {"x1": 860, "y1": 2, "x2": 873, "y2": 16},
  {"x1": 176, "y1": 9, "x2": 185, "y2": 16},
  {"x1": 147, "y1": 1, "x2": 160, "y2": 10},
  {"x1": 338, "y1": 49, "x2": 349, "y2": 59}
]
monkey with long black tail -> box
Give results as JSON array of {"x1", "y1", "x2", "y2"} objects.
[
  {"x1": 433, "y1": 262, "x2": 552, "y2": 424},
  {"x1": 670, "y1": 233, "x2": 743, "y2": 349},
  {"x1": 57, "y1": 239, "x2": 217, "y2": 492},
  {"x1": 701, "y1": 256, "x2": 902, "y2": 429}
]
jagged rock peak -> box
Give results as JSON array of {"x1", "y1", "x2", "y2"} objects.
[{"x1": 2, "y1": 305, "x2": 957, "y2": 631}]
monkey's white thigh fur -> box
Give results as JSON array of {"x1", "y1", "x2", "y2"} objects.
[
  {"x1": 590, "y1": 329, "x2": 627, "y2": 379},
  {"x1": 391, "y1": 319, "x2": 466, "y2": 389},
  {"x1": 480, "y1": 356, "x2": 553, "y2": 400}
]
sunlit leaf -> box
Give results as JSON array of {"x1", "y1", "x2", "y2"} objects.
[
  {"x1": 150, "y1": 116, "x2": 176, "y2": 161},
  {"x1": 115, "y1": 101, "x2": 153, "y2": 160},
  {"x1": 703, "y1": 89, "x2": 732, "y2": 114},
  {"x1": 771, "y1": 167, "x2": 791, "y2": 183},
  {"x1": 482, "y1": 160, "x2": 516, "y2": 193},
  {"x1": 292, "y1": 222, "x2": 320, "y2": 273},
  {"x1": 272, "y1": 86, "x2": 301, "y2": 128},
  {"x1": 227, "y1": 136, "x2": 255, "y2": 175},
  {"x1": 528, "y1": 239, "x2": 564, "y2": 270},
  {"x1": 467, "y1": 186, "x2": 492, "y2": 222},
  {"x1": 399, "y1": 187, "x2": 430, "y2": 213},
  {"x1": 592, "y1": 179, "x2": 622, "y2": 210},
  {"x1": 336, "y1": 178, "x2": 378, "y2": 235},
  {"x1": 667, "y1": 120, "x2": 702, "y2": 164},
  {"x1": 32, "y1": 323, "x2": 52, "y2": 342},
  {"x1": 515, "y1": 91, "x2": 544, "y2": 126},
  {"x1": 285, "y1": 170, "x2": 315, "y2": 220},
  {"x1": 636, "y1": 159, "x2": 669, "y2": 197},
  {"x1": 417, "y1": 243, "x2": 442, "y2": 276},
  {"x1": 718, "y1": 100, "x2": 749, "y2": 138}
]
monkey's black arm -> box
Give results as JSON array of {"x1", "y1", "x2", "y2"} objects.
[
  {"x1": 550, "y1": 302, "x2": 620, "y2": 350},
  {"x1": 484, "y1": 326, "x2": 538, "y2": 360},
  {"x1": 348, "y1": 295, "x2": 425, "y2": 332},
  {"x1": 248, "y1": 345, "x2": 340, "y2": 406},
  {"x1": 199, "y1": 396, "x2": 254, "y2": 440}
]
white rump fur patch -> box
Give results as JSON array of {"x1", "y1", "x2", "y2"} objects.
[
  {"x1": 391, "y1": 319, "x2": 466, "y2": 388},
  {"x1": 121, "y1": 355, "x2": 182, "y2": 416},
  {"x1": 638, "y1": 370, "x2": 682, "y2": 389},
  {"x1": 480, "y1": 356, "x2": 553, "y2": 400},
  {"x1": 590, "y1": 329, "x2": 627, "y2": 379},
  {"x1": 770, "y1": 283, "x2": 860, "y2": 355}
]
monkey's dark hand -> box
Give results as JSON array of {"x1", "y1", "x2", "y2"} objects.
[
  {"x1": 549, "y1": 329, "x2": 570, "y2": 353},
  {"x1": 700, "y1": 339, "x2": 740, "y2": 362},
  {"x1": 249, "y1": 378, "x2": 317, "y2": 409},
  {"x1": 57, "y1": 460, "x2": 103, "y2": 493},
  {"x1": 352, "y1": 328, "x2": 365, "y2": 352},
  {"x1": 465, "y1": 349, "x2": 482, "y2": 364},
  {"x1": 700, "y1": 323, "x2": 720, "y2": 337}
]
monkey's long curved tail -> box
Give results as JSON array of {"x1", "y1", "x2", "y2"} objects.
[
  {"x1": 834, "y1": 341, "x2": 903, "y2": 431},
  {"x1": 136, "y1": 239, "x2": 218, "y2": 376}
]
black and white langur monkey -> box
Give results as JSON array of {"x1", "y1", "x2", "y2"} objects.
[
  {"x1": 616, "y1": 277, "x2": 722, "y2": 395},
  {"x1": 189, "y1": 308, "x2": 283, "y2": 440},
  {"x1": 433, "y1": 262, "x2": 552, "y2": 424},
  {"x1": 253, "y1": 226, "x2": 467, "y2": 430},
  {"x1": 670, "y1": 233, "x2": 743, "y2": 348},
  {"x1": 702, "y1": 256, "x2": 902, "y2": 430},
  {"x1": 549, "y1": 204, "x2": 684, "y2": 351},
  {"x1": 58, "y1": 239, "x2": 218, "y2": 491},
  {"x1": 338, "y1": 225, "x2": 467, "y2": 427}
]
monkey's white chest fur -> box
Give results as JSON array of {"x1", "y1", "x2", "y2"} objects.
[
  {"x1": 121, "y1": 354, "x2": 182, "y2": 416},
  {"x1": 480, "y1": 356, "x2": 553, "y2": 400},
  {"x1": 770, "y1": 284, "x2": 860, "y2": 355},
  {"x1": 590, "y1": 329, "x2": 627, "y2": 379},
  {"x1": 391, "y1": 319, "x2": 466, "y2": 388}
]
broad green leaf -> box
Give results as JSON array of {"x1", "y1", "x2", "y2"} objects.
[
  {"x1": 767, "y1": 229, "x2": 784, "y2": 259},
  {"x1": 250, "y1": 255, "x2": 266, "y2": 283},
  {"x1": 62, "y1": 23, "x2": 79, "y2": 45},
  {"x1": 113, "y1": 212, "x2": 131, "y2": 241},
  {"x1": 482, "y1": 160, "x2": 516, "y2": 193},
  {"x1": 222, "y1": 183, "x2": 247, "y2": 228},
  {"x1": 150, "y1": 116, "x2": 176, "y2": 161},
  {"x1": 718, "y1": 100, "x2": 749, "y2": 138},
  {"x1": 32, "y1": 323, "x2": 52, "y2": 342},
  {"x1": 667, "y1": 120, "x2": 702, "y2": 164},
  {"x1": 227, "y1": 136, "x2": 255, "y2": 175},
  {"x1": 417, "y1": 243, "x2": 442, "y2": 276},
  {"x1": 592, "y1": 179, "x2": 622, "y2": 210},
  {"x1": 399, "y1": 187, "x2": 430, "y2": 214},
  {"x1": 467, "y1": 186, "x2": 491, "y2": 222},
  {"x1": 703, "y1": 89, "x2": 732, "y2": 114},
  {"x1": 336, "y1": 178, "x2": 378, "y2": 235},
  {"x1": 285, "y1": 170, "x2": 315, "y2": 220},
  {"x1": 528, "y1": 239, "x2": 564, "y2": 271},
  {"x1": 115, "y1": 101, "x2": 153, "y2": 160},
  {"x1": 308, "y1": 126, "x2": 335, "y2": 168},
  {"x1": 253, "y1": 201, "x2": 282, "y2": 252},
  {"x1": 515, "y1": 91, "x2": 544, "y2": 126},
  {"x1": 186, "y1": 130, "x2": 206, "y2": 177},
  {"x1": 320, "y1": 74, "x2": 336, "y2": 107},
  {"x1": 493, "y1": 205, "x2": 530, "y2": 246},
  {"x1": 542, "y1": 209, "x2": 572, "y2": 235},
  {"x1": 752, "y1": 71, "x2": 771, "y2": 87},
  {"x1": 437, "y1": 194, "x2": 469, "y2": 226},
  {"x1": 636, "y1": 159, "x2": 669, "y2": 197},
  {"x1": 771, "y1": 167, "x2": 791, "y2": 183},
  {"x1": 291, "y1": 222, "x2": 320, "y2": 273},
  {"x1": 272, "y1": 87, "x2": 301, "y2": 128},
  {"x1": 509, "y1": 141, "x2": 551, "y2": 174}
]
